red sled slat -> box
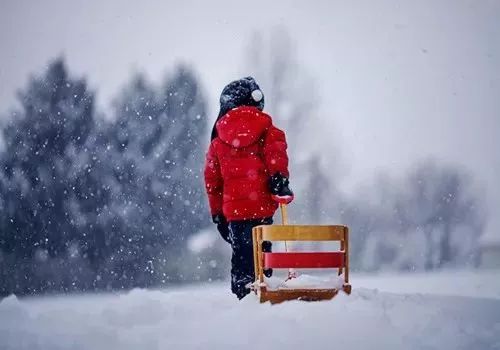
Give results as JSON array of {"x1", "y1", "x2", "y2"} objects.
[{"x1": 263, "y1": 252, "x2": 345, "y2": 269}]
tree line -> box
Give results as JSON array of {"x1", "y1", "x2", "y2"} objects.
[{"x1": 0, "y1": 59, "x2": 212, "y2": 296}]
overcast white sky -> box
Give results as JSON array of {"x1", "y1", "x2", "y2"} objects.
[{"x1": 0, "y1": 0, "x2": 499, "y2": 239}]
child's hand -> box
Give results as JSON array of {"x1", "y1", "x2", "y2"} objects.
[
  {"x1": 269, "y1": 173, "x2": 294, "y2": 204},
  {"x1": 271, "y1": 194, "x2": 294, "y2": 204},
  {"x1": 212, "y1": 214, "x2": 231, "y2": 244}
]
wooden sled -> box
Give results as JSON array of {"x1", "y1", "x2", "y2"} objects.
[{"x1": 252, "y1": 205, "x2": 351, "y2": 304}]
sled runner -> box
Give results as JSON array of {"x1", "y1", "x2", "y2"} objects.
[{"x1": 252, "y1": 204, "x2": 351, "y2": 304}]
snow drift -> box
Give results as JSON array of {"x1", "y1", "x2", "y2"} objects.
[{"x1": 1, "y1": 270, "x2": 499, "y2": 350}]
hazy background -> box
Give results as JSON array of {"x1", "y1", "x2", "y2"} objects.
[
  {"x1": 0, "y1": 0, "x2": 499, "y2": 296},
  {"x1": 1, "y1": 0, "x2": 498, "y2": 239}
]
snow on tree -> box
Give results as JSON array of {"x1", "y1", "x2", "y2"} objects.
[
  {"x1": 346, "y1": 159, "x2": 485, "y2": 272},
  {"x1": 100, "y1": 65, "x2": 210, "y2": 287},
  {"x1": 0, "y1": 58, "x2": 97, "y2": 295},
  {"x1": 402, "y1": 160, "x2": 484, "y2": 269},
  {"x1": 160, "y1": 65, "x2": 209, "y2": 246},
  {"x1": 0, "y1": 59, "x2": 213, "y2": 296}
]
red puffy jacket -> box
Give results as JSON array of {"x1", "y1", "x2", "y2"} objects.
[{"x1": 204, "y1": 106, "x2": 289, "y2": 221}]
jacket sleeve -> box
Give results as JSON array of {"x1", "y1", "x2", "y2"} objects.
[
  {"x1": 262, "y1": 125, "x2": 289, "y2": 178},
  {"x1": 204, "y1": 141, "x2": 223, "y2": 216}
]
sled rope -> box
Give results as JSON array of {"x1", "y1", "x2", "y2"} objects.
[{"x1": 280, "y1": 204, "x2": 296, "y2": 281}]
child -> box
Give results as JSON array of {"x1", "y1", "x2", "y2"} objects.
[{"x1": 204, "y1": 77, "x2": 293, "y2": 299}]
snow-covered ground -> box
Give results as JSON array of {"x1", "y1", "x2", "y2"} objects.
[{"x1": 1, "y1": 269, "x2": 499, "y2": 350}]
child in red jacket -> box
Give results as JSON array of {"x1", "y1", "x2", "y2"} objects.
[{"x1": 204, "y1": 77, "x2": 293, "y2": 299}]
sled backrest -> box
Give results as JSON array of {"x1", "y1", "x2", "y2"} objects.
[
  {"x1": 252, "y1": 225, "x2": 350, "y2": 285},
  {"x1": 259, "y1": 225, "x2": 346, "y2": 241}
]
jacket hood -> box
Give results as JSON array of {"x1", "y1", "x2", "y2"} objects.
[{"x1": 215, "y1": 106, "x2": 271, "y2": 148}]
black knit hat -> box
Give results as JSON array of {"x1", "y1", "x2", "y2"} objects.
[{"x1": 211, "y1": 76, "x2": 265, "y2": 140}]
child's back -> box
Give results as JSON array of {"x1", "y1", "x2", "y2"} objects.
[{"x1": 205, "y1": 105, "x2": 289, "y2": 221}]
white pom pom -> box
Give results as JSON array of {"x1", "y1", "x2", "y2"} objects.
[{"x1": 251, "y1": 89, "x2": 263, "y2": 102}]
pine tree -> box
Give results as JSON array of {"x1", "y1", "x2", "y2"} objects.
[
  {"x1": 99, "y1": 73, "x2": 167, "y2": 288},
  {"x1": 0, "y1": 58, "x2": 97, "y2": 295},
  {"x1": 103, "y1": 66, "x2": 210, "y2": 286},
  {"x1": 161, "y1": 65, "x2": 209, "y2": 248}
]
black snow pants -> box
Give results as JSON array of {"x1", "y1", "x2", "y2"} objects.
[{"x1": 229, "y1": 217, "x2": 273, "y2": 299}]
